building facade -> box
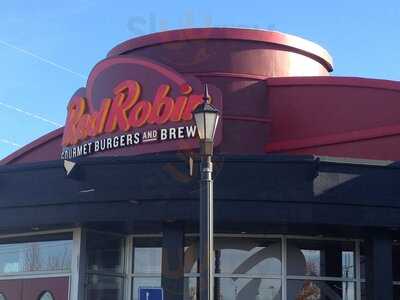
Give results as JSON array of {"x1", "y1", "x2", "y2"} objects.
[{"x1": 0, "y1": 28, "x2": 399, "y2": 300}]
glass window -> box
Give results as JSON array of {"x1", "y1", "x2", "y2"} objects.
[
  {"x1": 38, "y1": 291, "x2": 54, "y2": 300},
  {"x1": 184, "y1": 277, "x2": 198, "y2": 300},
  {"x1": 86, "y1": 232, "x2": 124, "y2": 274},
  {"x1": 287, "y1": 239, "x2": 355, "y2": 278},
  {"x1": 185, "y1": 237, "x2": 199, "y2": 274},
  {"x1": 86, "y1": 232, "x2": 125, "y2": 300},
  {"x1": 131, "y1": 238, "x2": 163, "y2": 300},
  {"x1": 132, "y1": 277, "x2": 161, "y2": 300},
  {"x1": 184, "y1": 238, "x2": 199, "y2": 300},
  {"x1": 215, "y1": 237, "x2": 281, "y2": 275},
  {"x1": 86, "y1": 274, "x2": 123, "y2": 300},
  {"x1": 360, "y1": 242, "x2": 366, "y2": 280},
  {"x1": 218, "y1": 277, "x2": 282, "y2": 300},
  {"x1": 130, "y1": 236, "x2": 362, "y2": 300},
  {"x1": 133, "y1": 238, "x2": 162, "y2": 274},
  {"x1": 0, "y1": 239, "x2": 72, "y2": 274},
  {"x1": 287, "y1": 280, "x2": 355, "y2": 300}
]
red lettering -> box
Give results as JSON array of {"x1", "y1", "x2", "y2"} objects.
[
  {"x1": 87, "y1": 98, "x2": 112, "y2": 137},
  {"x1": 170, "y1": 84, "x2": 192, "y2": 121},
  {"x1": 148, "y1": 84, "x2": 174, "y2": 125},
  {"x1": 63, "y1": 96, "x2": 86, "y2": 146},
  {"x1": 76, "y1": 114, "x2": 91, "y2": 141},
  {"x1": 62, "y1": 81, "x2": 213, "y2": 147},
  {"x1": 105, "y1": 80, "x2": 141, "y2": 132},
  {"x1": 129, "y1": 101, "x2": 152, "y2": 127},
  {"x1": 170, "y1": 96, "x2": 188, "y2": 122}
]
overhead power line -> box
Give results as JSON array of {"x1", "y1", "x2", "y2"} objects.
[
  {"x1": 0, "y1": 101, "x2": 62, "y2": 127},
  {"x1": 0, "y1": 39, "x2": 86, "y2": 79},
  {"x1": 0, "y1": 138, "x2": 21, "y2": 148}
]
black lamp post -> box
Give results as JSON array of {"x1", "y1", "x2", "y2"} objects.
[{"x1": 193, "y1": 84, "x2": 221, "y2": 300}]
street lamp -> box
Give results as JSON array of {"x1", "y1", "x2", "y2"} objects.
[{"x1": 193, "y1": 83, "x2": 221, "y2": 300}]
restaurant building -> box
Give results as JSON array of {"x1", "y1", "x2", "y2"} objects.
[{"x1": 0, "y1": 27, "x2": 399, "y2": 300}]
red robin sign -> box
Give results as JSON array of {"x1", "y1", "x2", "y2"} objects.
[{"x1": 61, "y1": 56, "x2": 222, "y2": 159}]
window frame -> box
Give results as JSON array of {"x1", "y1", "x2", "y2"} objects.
[
  {"x1": 0, "y1": 228, "x2": 79, "y2": 300},
  {"x1": 84, "y1": 229, "x2": 126, "y2": 300},
  {"x1": 126, "y1": 234, "x2": 162, "y2": 300},
  {"x1": 0, "y1": 229, "x2": 74, "y2": 280},
  {"x1": 186, "y1": 234, "x2": 362, "y2": 300},
  {"x1": 125, "y1": 233, "x2": 364, "y2": 300}
]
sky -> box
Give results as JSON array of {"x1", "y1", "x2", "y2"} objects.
[{"x1": 0, "y1": 0, "x2": 399, "y2": 159}]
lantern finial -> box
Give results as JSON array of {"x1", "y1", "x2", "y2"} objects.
[{"x1": 203, "y1": 83, "x2": 210, "y2": 103}]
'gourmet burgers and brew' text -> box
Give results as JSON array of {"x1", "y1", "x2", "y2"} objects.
[{"x1": 61, "y1": 125, "x2": 197, "y2": 159}]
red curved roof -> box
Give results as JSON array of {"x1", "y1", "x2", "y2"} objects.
[
  {"x1": 4, "y1": 28, "x2": 400, "y2": 165},
  {"x1": 1, "y1": 128, "x2": 63, "y2": 165},
  {"x1": 107, "y1": 27, "x2": 333, "y2": 72},
  {"x1": 5, "y1": 75, "x2": 400, "y2": 165},
  {"x1": 265, "y1": 76, "x2": 400, "y2": 161}
]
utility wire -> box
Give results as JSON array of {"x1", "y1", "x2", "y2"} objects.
[
  {"x1": 0, "y1": 101, "x2": 62, "y2": 127},
  {"x1": 0, "y1": 39, "x2": 86, "y2": 79},
  {"x1": 0, "y1": 38, "x2": 82, "y2": 151},
  {"x1": 0, "y1": 139, "x2": 21, "y2": 148}
]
